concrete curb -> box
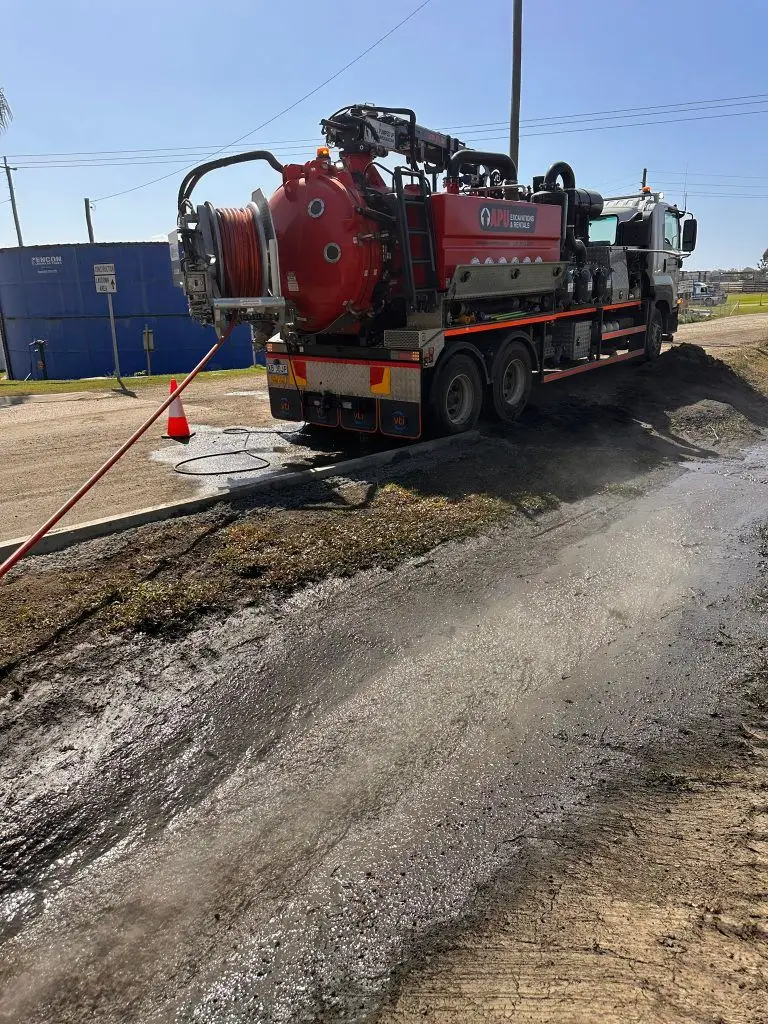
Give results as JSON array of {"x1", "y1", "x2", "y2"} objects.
[{"x1": 0, "y1": 431, "x2": 480, "y2": 563}]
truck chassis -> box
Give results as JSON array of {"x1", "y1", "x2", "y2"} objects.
[{"x1": 264, "y1": 297, "x2": 663, "y2": 440}]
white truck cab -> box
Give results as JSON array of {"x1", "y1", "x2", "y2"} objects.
[{"x1": 590, "y1": 191, "x2": 697, "y2": 337}]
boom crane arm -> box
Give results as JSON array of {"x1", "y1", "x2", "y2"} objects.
[{"x1": 321, "y1": 105, "x2": 466, "y2": 171}]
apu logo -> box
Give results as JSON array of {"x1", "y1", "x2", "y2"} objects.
[
  {"x1": 392, "y1": 411, "x2": 407, "y2": 430},
  {"x1": 478, "y1": 204, "x2": 538, "y2": 233},
  {"x1": 279, "y1": 398, "x2": 291, "y2": 413}
]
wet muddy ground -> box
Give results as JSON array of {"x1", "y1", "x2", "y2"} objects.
[{"x1": 2, "y1": 339, "x2": 768, "y2": 1021}]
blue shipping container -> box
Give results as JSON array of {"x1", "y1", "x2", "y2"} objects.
[{"x1": 0, "y1": 241, "x2": 253, "y2": 379}]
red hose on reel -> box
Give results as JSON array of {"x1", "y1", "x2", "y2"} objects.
[{"x1": 215, "y1": 206, "x2": 264, "y2": 296}]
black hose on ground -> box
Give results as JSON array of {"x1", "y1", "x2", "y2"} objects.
[{"x1": 173, "y1": 428, "x2": 272, "y2": 476}]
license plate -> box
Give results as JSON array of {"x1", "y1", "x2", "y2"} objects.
[{"x1": 267, "y1": 358, "x2": 289, "y2": 376}]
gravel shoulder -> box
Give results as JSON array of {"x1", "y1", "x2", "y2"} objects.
[
  {"x1": 0, "y1": 369, "x2": 273, "y2": 542},
  {"x1": 677, "y1": 310, "x2": 768, "y2": 348}
]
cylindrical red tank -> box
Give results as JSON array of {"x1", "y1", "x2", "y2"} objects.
[{"x1": 269, "y1": 159, "x2": 383, "y2": 332}]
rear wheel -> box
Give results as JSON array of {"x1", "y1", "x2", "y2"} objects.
[
  {"x1": 429, "y1": 353, "x2": 483, "y2": 435},
  {"x1": 486, "y1": 341, "x2": 533, "y2": 423}
]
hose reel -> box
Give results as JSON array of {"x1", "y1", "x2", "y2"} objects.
[{"x1": 194, "y1": 189, "x2": 281, "y2": 300}]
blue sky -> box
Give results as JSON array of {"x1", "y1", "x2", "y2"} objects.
[{"x1": 2, "y1": 0, "x2": 767, "y2": 269}]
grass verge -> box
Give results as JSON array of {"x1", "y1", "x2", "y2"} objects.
[
  {"x1": 684, "y1": 294, "x2": 768, "y2": 322},
  {"x1": 217, "y1": 483, "x2": 514, "y2": 592},
  {"x1": 0, "y1": 365, "x2": 265, "y2": 397},
  {"x1": 1, "y1": 463, "x2": 553, "y2": 675}
]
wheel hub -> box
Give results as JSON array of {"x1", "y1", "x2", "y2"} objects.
[
  {"x1": 502, "y1": 358, "x2": 525, "y2": 405},
  {"x1": 445, "y1": 373, "x2": 473, "y2": 426},
  {"x1": 649, "y1": 321, "x2": 662, "y2": 357}
]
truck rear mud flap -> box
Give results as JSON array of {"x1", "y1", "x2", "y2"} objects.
[
  {"x1": 269, "y1": 387, "x2": 303, "y2": 422},
  {"x1": 304, "y1": 392, "x2": 340, "y2": 428},
  {"x1": 340, "y1": 397, "x2": 377, "y2": 433},
  {"x1": 378, "y1": 399, "x2": 421, "y2": 439},
  {"x1": 303, "y1": 394, "x2": 421, "y2": 438}
]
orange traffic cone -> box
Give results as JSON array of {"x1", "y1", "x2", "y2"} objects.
[{"x1": 163, "y1": 378, "x2": 194, "y2": 441}]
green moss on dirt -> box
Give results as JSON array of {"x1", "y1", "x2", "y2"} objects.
[
  {"x1": 0, "y1": 469, "x2": 533, "y2": 683},
  {"x1": 106, "y1": 579, "x2": 220, "y2": 633},
  {"x1": 217, "y1": 483, "x2": 514, "y2": 593},
  {"x1": 0, "y1": 520, "x2": 218, "y2": 675},
  {"x1": 606, "y1": 482, "x2": 645, "y2": 498},
  {"x1": 510, "y1": 490, "x2": 560, "y2": 515}
]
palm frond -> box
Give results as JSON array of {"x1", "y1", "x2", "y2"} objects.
[{"x1": 0, "y1": 89, "x2": 13, "y2": 134}]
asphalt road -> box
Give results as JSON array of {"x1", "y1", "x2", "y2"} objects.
[{"x1": 2, "y1": 434, "x2": 767, "y2": 1022}]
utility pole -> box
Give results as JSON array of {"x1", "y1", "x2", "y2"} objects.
[
  {"x1": 84, "y1": 198, "x2": 95, "y2": 243},
  {"x1": 3, "y1": 156, "x2": 23, "y2": 247},
  {"x1": 508, "y1": 0, "x2": 523, "y2": 169},
  {"x1": 106, "y1": 291, "x2": 124, "y2": 387}
]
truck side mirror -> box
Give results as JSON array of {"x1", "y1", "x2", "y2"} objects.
[{"x1": 682, "y1": 218, "x2": 697, "y2": 252}]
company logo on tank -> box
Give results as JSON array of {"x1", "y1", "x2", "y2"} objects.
[{"x1": 479, "y1": 204, "x2": 537, "y2": 233}]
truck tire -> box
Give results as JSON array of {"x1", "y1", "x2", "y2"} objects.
[
  {"x1": 486, "y1": 340, "x2": 533, "y2": 423},
  {"x1": 429, "y1": 352, "x2": 483, "y2": 435},
  {"x1": 645, "y1": 307, "x2": 664, "y2": 360}
]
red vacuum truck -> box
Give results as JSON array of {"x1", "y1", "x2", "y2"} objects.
[{"x1": 170, "y1": 104, "x2": 698, "y2": 439}]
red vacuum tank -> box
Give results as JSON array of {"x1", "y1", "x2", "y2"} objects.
[{"x1": 269, "y1": 156, "x2": 384, "y2": 333}]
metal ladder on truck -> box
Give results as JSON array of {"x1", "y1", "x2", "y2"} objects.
[{"x1": 393, "y1": 167, "x2": 438, "y2": 312}]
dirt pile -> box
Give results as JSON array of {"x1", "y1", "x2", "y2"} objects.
[{"x1": 668, "y1": 398, "x2": 762, "y2": 447}]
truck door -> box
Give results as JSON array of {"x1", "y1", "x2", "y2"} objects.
[
  {"x1": 663, "y1": 207, "x2": 682, "y2": 300},
  {"x1": 648, "y1": 202, "x2": 681, "y2": 329}
]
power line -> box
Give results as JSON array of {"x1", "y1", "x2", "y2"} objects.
[
  {"x1": 14, "y1": 98, "x2": 768, "y2": 171},
  {"x1": 460, "y1": 105, "x2": 768, "y2": 143},
  {"x1": 653, "y1": 181, "x2": 768, "y2": 190},
  {"x1": 650, "y1": 168, "x2": 768, "y2": 181},
  {"x1": 13, "y1": 144, "x2": 315, "y2": 167},
  {"x1": 6, "y1": 139, "x2": 321, "y2": 160},
  {"x1": 11, "y1": 90, "x2": 768, "y2": 165},
  {"x1": 446, "y1": 91, "x2": 768, "y2": 131},
  {"x1": 475, "y1": 101, "x2": 768, "y2": 136},
  {"x1": 92, "y1": 0, "x2": 433, "y2": 203},
  {"x1": 666, "y1": 192, "x2": 768, "y2": 199},
  {"x1": 14, "y1": 152, "x2": 313, "y2": 170}
]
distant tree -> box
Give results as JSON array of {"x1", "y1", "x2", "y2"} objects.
[
  {"x1": 0, "y1": 88, "x2": 11, "y2": 134},
  {"x1": 759, "y1": 248, "x2": 768, "y2": 274}
]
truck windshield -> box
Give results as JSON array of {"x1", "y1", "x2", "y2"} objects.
[{"x1": 589, "y1": 215, "x2": 618, "y2": 244}]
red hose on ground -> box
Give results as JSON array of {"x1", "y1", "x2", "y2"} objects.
[{"x1": 0, "y1": 322, "x2": 237, "y2": 580}]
